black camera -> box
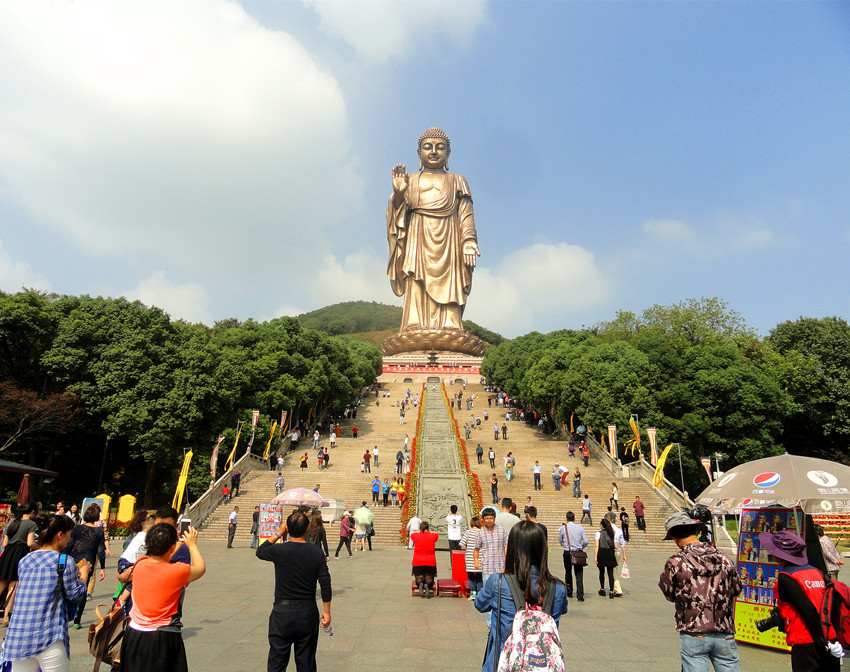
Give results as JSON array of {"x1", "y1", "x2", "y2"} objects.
[
  {"x1": 684, "y1": 506, "x2": 713, "y2": 524},
  {"x1": 682, "y1": 506, "x2": 714, "y2": 544},
  {"x1": 755, "y1": 608, "x2": 784, "y2": 633}
]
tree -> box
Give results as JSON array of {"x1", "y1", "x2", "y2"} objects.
[
  {"x1": 770, "y1": 317, "x2": 850, "y2": 461},
  {"x1": 556, "y1": 340, "x2": 658, "y2": 436},
  {"x1": 0, "y1": 289, "x2": 62, "y2": 390},
  {"x1": 0, "y1": 379, "x2": 78, "y2": 452},
  {"x1": 42, "y1": 297, "x2": 192, "y2": 506},
  {"x1": 482, "y1": 300, "x2": 789, "y2": 494},
  {"x1": 596, "y1": 297, "x2": 754, "y2": 351}
]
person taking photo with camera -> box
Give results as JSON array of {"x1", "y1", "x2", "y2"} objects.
[
  {"x1": 658, "y1": 512, "x2": 742, "y2": 672},
  {"x1": 758, "y1": 530, "x2": 843, "y2": 672}
]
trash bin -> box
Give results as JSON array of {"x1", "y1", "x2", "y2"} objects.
[{"x1": 451, "y1": 550, "x2": 467, "y2": 586}]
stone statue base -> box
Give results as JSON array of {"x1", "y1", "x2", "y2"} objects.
[{"x1": 380, "y1": 328, "x2": 486, "y2": 357}]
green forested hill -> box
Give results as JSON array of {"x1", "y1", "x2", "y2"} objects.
[
  {"x1": 296, "y1": 301, "x2": 505, "y2": 345},
  {"x1": 296, "y1": 302, "x2": 401, "y2": 335}
]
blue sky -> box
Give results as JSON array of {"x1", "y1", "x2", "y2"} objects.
[{"x1": 0, "y1": 1, "x2": 848, "y2": 337}]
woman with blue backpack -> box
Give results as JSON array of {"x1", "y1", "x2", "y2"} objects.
[
  {"x1": 474, "y1": 521, "x2": 568, "y2": 671},
  {"x1": 0, "y1": 514, "x2": 88, "y2": 671}
]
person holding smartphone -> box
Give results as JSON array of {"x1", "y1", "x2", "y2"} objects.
[
  {"x1": 121, "y1": 524, "x2": 206, "y2": 672},
  {"x1": 257, "y1": 512, "x2": 332, "y2": 672}
]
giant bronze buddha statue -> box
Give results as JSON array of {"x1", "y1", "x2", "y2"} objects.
[{"x1": 382, "y1": 128, "x2": 485, "y2": 356}]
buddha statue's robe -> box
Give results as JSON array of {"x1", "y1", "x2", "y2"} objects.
[{"x1": 387, "y1": 171, "x2": 478, "y2": 331}]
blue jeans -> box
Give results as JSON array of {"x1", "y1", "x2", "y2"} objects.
[
  {"x1": 680, "y1": 633, "x2": 740, "y2": 672},
  {"x1": 467, "y1": 571, "x2": 483, "y2": 594},
  {"x1": 573, "y1": 481, "x2": 581, "y2": 497}
]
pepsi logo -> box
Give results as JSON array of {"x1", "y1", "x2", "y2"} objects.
[
  {"x1": 753, "y1": 472, "x2": 781, "y2": 488},
  {"x1": 821, "y1": 500, "x2": 833, "y2": 512},
  {"x1": 742, "y1": 498, "x2": 753, "y2": 507}
]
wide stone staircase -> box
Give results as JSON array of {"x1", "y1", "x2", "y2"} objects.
[
  {"x1": 448, "y1": 382, "x2": 679, "y2": 552},
  {"x1": 198, "y1": 383, "x2": 419, "y2": 548},
  {"x1": 199, "y1": 379, "x2": 678, "y2": 552}
]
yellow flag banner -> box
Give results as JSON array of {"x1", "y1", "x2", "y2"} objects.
[
  {"x1": 647, "y1": 427, "x2": 658, "y2": 466},
  {"x1": 570, "y1": 413, "x2": 575, "y2": 434},
  {"x1": 224, "y1": 426, "x2": 242, "y2": 473},
  {"x1": 262, "y1": 421, "x2": 279, "y2": 460},
  {"x1": 172, "y1": 450, "x2": 194, "y2": 511},
  {"x1": 624, "y1": 417, "x2": 641, "y2": 457},
  {"x1": 607, "y1": 425, "x2": 618, "y2": 459},
  {"x1": 652, "y1": 444, "x2": 675, "y2": 488},
  {"x1": 600, "y1": 433, "x2": 606, "y2": 451}
]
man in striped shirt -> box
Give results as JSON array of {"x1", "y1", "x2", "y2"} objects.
[{"x1": 473, "y1": 507, "x2": 508, "y2": 587}]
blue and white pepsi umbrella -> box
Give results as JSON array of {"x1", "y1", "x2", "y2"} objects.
[{"x1": 695, "y1": 453, "x2": 850, "y2": 514}]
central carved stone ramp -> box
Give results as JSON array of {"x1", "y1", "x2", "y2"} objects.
[{"x1": 415, "y1": 377, "x2": 473, "y2": 549}]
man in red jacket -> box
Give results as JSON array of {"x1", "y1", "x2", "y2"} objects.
[{"x1": 760, "y1": 530, "x2": 843, "y2": 672}]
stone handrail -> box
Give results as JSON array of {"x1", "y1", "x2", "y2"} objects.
[
  {"x1": 188, "y1": 452, "x2": 267, "y2": 529},
  {"x1": 628, "y1": 457, "x2": 694, "y2": 511},
  {"x1": 585, "y1": 434, "x2": 620, "y2": 477}
]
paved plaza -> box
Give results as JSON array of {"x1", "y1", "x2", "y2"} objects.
[{"x1": 50, "y1": 540, "x2": 794, "y2": 671}]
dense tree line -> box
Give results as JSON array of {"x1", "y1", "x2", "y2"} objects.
[
  {"x1": 482, "y1": 298, "x2": 850, "y2": 495},
  {"x1": 0, "y1": 290, "x2": 382, "y2": 507}
]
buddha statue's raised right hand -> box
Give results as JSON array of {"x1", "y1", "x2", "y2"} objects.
[{"x1": 392, "y1": 164, "x2": 409, "y2": 199}]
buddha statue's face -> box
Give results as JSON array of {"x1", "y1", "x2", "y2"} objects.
[{"x1": 419, "y1": 138, "x2": 449, "y2": 170}]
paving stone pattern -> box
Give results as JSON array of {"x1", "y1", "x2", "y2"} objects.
[
  {"x1": 416, "y1": 379, "x2": 475, "y2": 541},
  {"x1": 53, "y1": 543, "x2": 796, "y2": 672}
]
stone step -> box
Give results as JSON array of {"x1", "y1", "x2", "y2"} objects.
[{"x1": 199, "y1": 380, "x2": 678, "y2": 551}]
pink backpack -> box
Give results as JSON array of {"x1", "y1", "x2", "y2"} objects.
[{"x1": 497, "y1": 575, "x2": 565, "y2": 672}]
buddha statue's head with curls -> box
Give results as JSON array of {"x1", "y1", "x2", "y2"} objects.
[{"x1": 418, "y1": 127, "x2": 450, "y2": 171}]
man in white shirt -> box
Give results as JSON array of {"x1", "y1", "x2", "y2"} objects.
[
  {"x1": 406, "y1": 515, "x2": 422, "y2": 549},
  {"x1": 609, "y1": 521, "x2": 627, "y2": 597},
  {"x1": 227, "y1": 506, "x2": 239, "y2": 548},
  {"x1": 581, "y1": 495, "x2": 592, "y2": 524},
  {"x1": 276, "y1": 455, "x2": 284, "y2": 472},
  {"x1": 495, "y1": 498, "x2": 520, "y2": 533},
  {"x1": 275, "y1": 473, "x2": 285, "y2": 496},
  {"x1": 558, "y1": 511, "x2": 589, "y2": 601},
  {"x1": 532, "y1": 461, "x2": 542, "y2": 490},
  {"x1": 445, "y1": 505, "x2": 464, "y2": 552},
  {"x1": 372, "y1": 446, "x2": 379, "y2": 468}
]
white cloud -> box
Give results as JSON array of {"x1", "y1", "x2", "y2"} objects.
[
  {"x1": 0, "y1": 240, "x2": 50, "y2": 292},
  {"x1": 305, "y1": 0, "x2": 488, "y2": 62},
  {"x1": 0, "y1": 1, "x2": 361, "y2": 297},
  {"x1": 639, "y1": 215, "x2": 776, "y2": 258},
  {"x1": 730, "y1": 228, "x2": 774, "y2": 251},
  {"x1": 264, "y1": 249, "x2": 395, "y2": 322},
  {"x1": 464, "y1": 242, "x2": 609, "y2": 338},
  {"x1": 269, "y1": 303, "x2": 307, "y2": 320},
  {"x1": 123, "y1": 271, "x2": 212, "y2": 324},
  {"x1": 312, "y1": 250, "x2": 396, "y2": 306},
  {"x1": 642, "y1": 218, "x2": 695, "y2": 243}
]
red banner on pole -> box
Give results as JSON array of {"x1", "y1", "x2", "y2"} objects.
[{"x1": 700, "y1": 456, "x2": 713, "y2": 482}]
